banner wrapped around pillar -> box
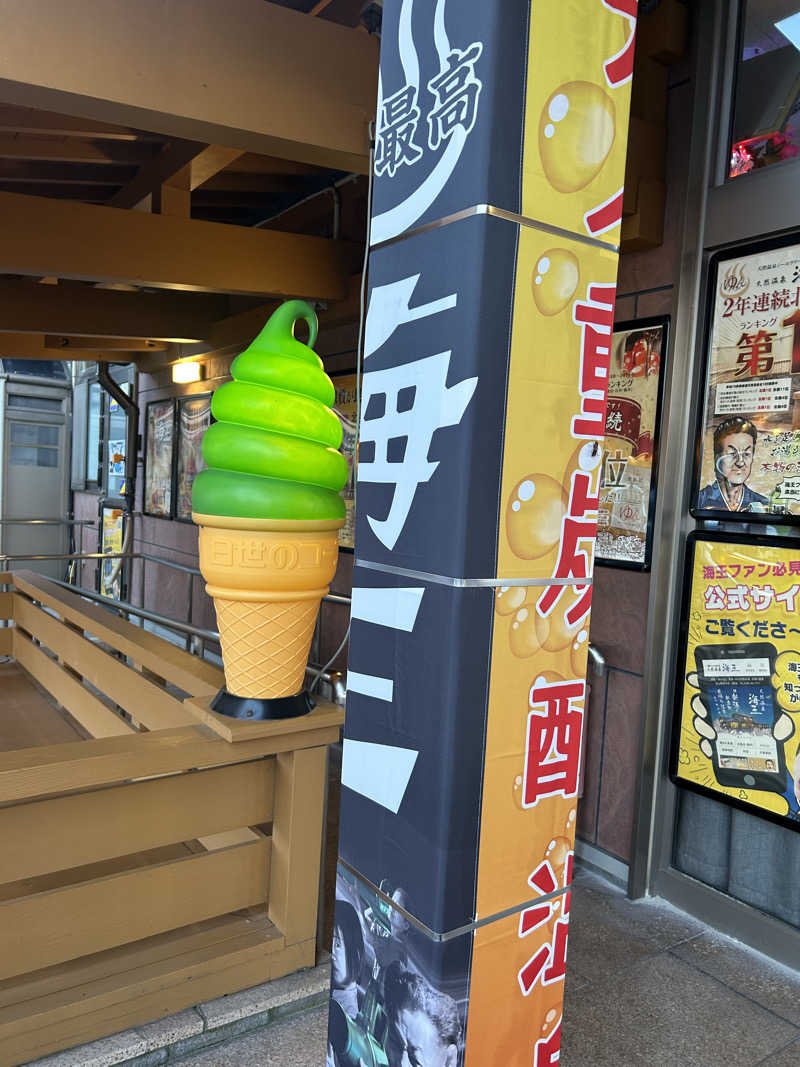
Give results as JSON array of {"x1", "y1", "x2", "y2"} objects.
[{"x1": 328, "y1": 2, "x2": 636, "y2": 1064}]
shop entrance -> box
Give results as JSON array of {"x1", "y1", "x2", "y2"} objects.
[{"x1": 631, "y1": 0, "x2": 800, "y2": 970}]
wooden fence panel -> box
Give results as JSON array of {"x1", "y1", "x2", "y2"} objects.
[
  {"x1": 0, "y1": 838, "x2": 270, "y2": 981},
  {"x1": 1, "y1": 760, "x2": 274, "y2": 883}
]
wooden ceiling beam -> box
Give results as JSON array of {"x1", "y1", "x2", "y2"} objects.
[
  {"x1": 0, "y1": 333, "x2": 164, "y2": 363},
  {"x1": 109, "y1": 140, "x2": 206, "y2": 209},
  {"x1": 0, "y1": 182, "x2": 121, "y2": 200},
  {"x1": 0, "y1": 281, "x2": 230, "y2": 341},
  {"x1": 0, "y1": 105, "x2": 155, "y2": 141},
  {"x1": 0, "y1": 161, "x2": 136, "y2": 184},
  {"x1": 0, "y1": 137, "x2": 158, "y2": 165},
  {"x1": 0, "y1": 0, "x2": 377, "y2": 173},
  {"x1": 0, "y1": 189, "x2": 360, "y2": 298},
  {"x1": 141, "y1": 271, "x2": 363, "y2": 371}
]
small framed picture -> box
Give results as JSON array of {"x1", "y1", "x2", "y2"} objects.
[
  {"x1": 175, "y1": 393, "x2": 212, "y2": 522},
  {"x1": 595, "y1": 316, "x2": 668, "y2": 570},
  {"x1": 331, "y1": 371, "x2": 359, "y2": 552},
  {"x1": 143, "y1": 399, "x2": 176, "y2": 518}
]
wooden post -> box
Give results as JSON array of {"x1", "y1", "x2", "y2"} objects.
[{"x1": 268, "y1": 745, "x2": 327, "y2": 949}]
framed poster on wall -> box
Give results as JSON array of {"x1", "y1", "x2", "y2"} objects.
[
  {"x1": 671, "y1": 532, "x2": 800, "y2": 832},
  {"x1": 692, "y1": 234, "x2": 800, "y2": 522},
  {"x1": 143, "y1": 399, "x2": 176, "y2": 518},
  {"x1": 175, "y1": 393, "x2": 211, "y2": 522},
  {"x1": 596, "y1": 316, "x2": 668, "y2": 569},
  {"x1": 332, "y1": 371, "x2": 358, "y2": 551}
]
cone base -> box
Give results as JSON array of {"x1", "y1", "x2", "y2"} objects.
[{"x1": 211, "y1": 686, "x2": 313, "y2": 721}]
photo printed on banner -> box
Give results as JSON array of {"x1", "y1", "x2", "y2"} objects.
[
  {"x1": 328, "y1": 865, "x2": 472, "y2": 1067},
  {"x1": 372, "y1": 0, "x2": 530, "y2": 245},
  {"x1": 339, "y1": 564, "x2": 494, "y2": 934},
  {"x1": 356, "y1": 214, "x2": 516, "y2": 577}
]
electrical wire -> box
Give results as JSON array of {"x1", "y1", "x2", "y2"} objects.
[{"x1": 308, "y1": 120, "x2": 375, "y2": 697}]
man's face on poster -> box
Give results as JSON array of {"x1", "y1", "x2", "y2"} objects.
[
  {"x1": 387, "y1": 1008, "x2": 458, "y2": 1067},
  {"x1": 717, "y1": 431, "x2": 754, "y2": 486}
]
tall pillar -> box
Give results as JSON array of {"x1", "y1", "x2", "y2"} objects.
[{"x1": 328, "y1": 3, "x2": 636, "y2": 1065}]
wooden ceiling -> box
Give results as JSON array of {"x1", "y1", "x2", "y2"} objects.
[
  {"x1": 0, "y1": 0, "x2": 376, "y2": 363},
  {"x1": 0, "y1": 104, "x2": 354, "y2": 228}
]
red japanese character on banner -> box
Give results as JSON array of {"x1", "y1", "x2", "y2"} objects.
[
  {"x1": 602, "y1": 0, "x2": 638, "y2": 87},
  {"x1": 523, "y1": 679, "x2": 585, "y2": 807},
  {"x1": 584, "y1": 188, "x2": 625, "y2": 237},
  {"x1": 535, "y1": 1019, "x2": 562, "y2": 1067},
  {"x1": 571, "y1": 284, "x2": 616, "y2": 438},
  {"x1": 538, "y1": 464, "x2": 599, "y2": 626},
  {"x1": 518, "y1": 854, "x2": 574, "y2": 993}
]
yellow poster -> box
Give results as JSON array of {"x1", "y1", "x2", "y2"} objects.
[
  {"x1": 674, "y1": 535, "x2": 800, "y2": 826},
  {"x1": 100, "y1": 506, "x2": 124, "y2": 600}
]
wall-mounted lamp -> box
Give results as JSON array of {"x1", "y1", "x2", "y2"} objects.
[{"x1": 172, "y1": 361, "x2": 204, "y2": 384}]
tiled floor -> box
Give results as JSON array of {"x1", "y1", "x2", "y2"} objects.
[{"x1": 177, "y1": 866, "x2": 800, "y2": 1067}]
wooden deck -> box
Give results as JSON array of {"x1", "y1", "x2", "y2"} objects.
[{"x1": 0, "y1": 571, "x2": 343, "y2": 1067}]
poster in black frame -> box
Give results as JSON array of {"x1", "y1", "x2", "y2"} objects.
[
  {"x1": 143, "y1": 398, "x2": 177, "y2": 519},
  {"x1": 331, "y1": 369, "x2": 358, "y2": 552},
  {"x1": 175, "y1": 393, "x2": 212, "y2": 523},
  {"x1": 669, "y1": 529, "x2": 800, "y2": 834},
  {"x1": 595, "y1": 315, "x2": 669, "y2": 571},
  {"x1": 690, "y1": 231, "x2": 800, "y2": 526}
]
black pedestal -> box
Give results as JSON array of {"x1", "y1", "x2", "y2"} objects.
[{"x1": 211, "y1": 688, "x2": 313, "y2": 721}]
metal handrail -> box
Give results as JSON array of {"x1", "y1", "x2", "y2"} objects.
[
  {"x1": 0, "y1": 518, "x2": 94, "y2": 526},
  {"x1": 2, "y1": 549, "x2": 349, "y2": 704},
  {"x1": 45, "y1": 578, "x2": 346, "y2": 703}
]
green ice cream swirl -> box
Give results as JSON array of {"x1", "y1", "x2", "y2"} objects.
[{"x1": 192, "y1": 300, "x2": 348, "y2": 523}]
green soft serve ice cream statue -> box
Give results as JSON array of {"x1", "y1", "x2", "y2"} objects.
[{"x1": 192, "y1": 299, "x2": 347, "y2": 718}]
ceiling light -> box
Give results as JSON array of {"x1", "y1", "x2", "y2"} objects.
[{"x1": 172, "y1": 361, "x2": 204, "y2": 384}]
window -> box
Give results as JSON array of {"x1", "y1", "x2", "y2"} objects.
[
  {"x1": 86, "y1": 381, "x2": 102, "y2": 484},
  {"x1": 8, "y1": 421, "x2": 59, "y2": 467},
  {"x1": 729, "y1": 1, "x2": 800, "y2": 178},
  {"x1": 8, "y1": 395, "x2": 63, "y2": 413}
]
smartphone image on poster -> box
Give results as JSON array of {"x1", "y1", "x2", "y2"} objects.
[{"x1": 694, "y1": 642, "x2": 787, "y2": 793}]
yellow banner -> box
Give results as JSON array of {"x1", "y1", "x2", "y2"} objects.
[{"x1": 466, "y1": 1, "x2": 635, "y2": 1061}]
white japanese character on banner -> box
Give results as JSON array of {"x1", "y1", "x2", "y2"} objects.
[
  {"x1": 359, "y1": 272, "x2": 476, "y2": 550},
  {"x1": 375, "y1": 84, "x2": 424, "y2": 178},
  {"x1": 726, "y1": 584, "x2": 751, "y2": 611},
  {"x1": 426, "y1": 42, "x2": 484, "y2": 150},
  {"x1": 359, "y1": 354, "x2": 477, "y2": 550},
  {"x1": 750, "y1": 585, "x2": 775, "y2": 612},
  {"x1": 777, "y1": 584, "x2": 800, "y2": 612},
  {"x1": 704, "y1": 585, "x2": 726, "y2": 611}
]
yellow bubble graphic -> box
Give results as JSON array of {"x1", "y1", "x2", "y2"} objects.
[
  {"x1": 495, "y1": 585, "x2": 527, "y2": 616},
  {"x1": 566, "y1": 808, "x2": 577, "y2": 830},
  {"x1": 509, "y1": 606, "x2": 541, "y2": 659},
  {"x1": 532, "y1": 248, "x2": 580, "y2": 316},
  {"x1": 544, "y1": 835, "x2": 572, "y2": 873},
  {"x1": 536, "y1": 602, "x2": 584, "y2": 653},
  {"x1": 512, "y1": 772, "x2": 525, "y2": 811},
  {"x1": 539, "y1": 81, "x2": 616, "y2": 193},
  {"x1": 570, "y1": 627, "x2": 590, "y2": 675},
  {"x1": 506, "y1": 474, "x2": 567, "y2": 560}
]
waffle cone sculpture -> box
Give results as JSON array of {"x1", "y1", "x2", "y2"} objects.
[{"x1": 192, "y1": 300, "x2": 347, "y2": 701}]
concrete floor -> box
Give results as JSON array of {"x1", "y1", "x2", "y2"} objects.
[{"x1": 175, "y1": 866, "x2": 800, "y2": 1067}]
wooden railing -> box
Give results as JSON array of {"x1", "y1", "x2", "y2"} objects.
[{"x1": 0, "y1": 570, "x2": 342, "y2": 1067}]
